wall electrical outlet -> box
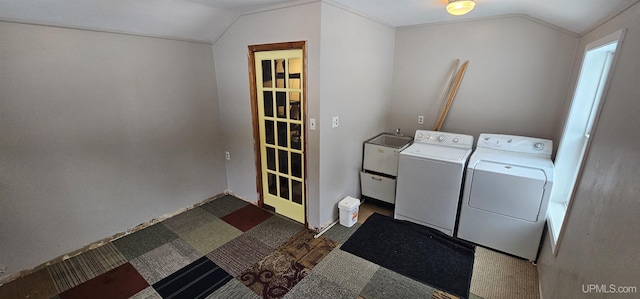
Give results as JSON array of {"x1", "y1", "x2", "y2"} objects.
[
  {"x1": 0, "y1": 264, "x2": 6, "y2": 274},
  {"x1": 225, "y1": 151, "x2": 230, "y2": 160},
  {"x1": 418, "y1": 115, "x2": 424, "y2": 124},
  {"x1": 332, "y1": 116, "x2": 339, "y2": 128}
]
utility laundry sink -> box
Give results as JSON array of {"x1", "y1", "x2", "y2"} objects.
[
  {"x1": 366, "y1": 133, "x2": 413, "y2": 149},
  {"x1": 362, "y1": 133, "x2": 413, "y2": 177},
  {"x1": 361, "y1": 132, "x2": 413, "y2": 204}
]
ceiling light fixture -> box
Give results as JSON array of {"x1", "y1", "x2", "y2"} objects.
[{"x1": 446, "y1": 0, "x2": 476, "y2": 16}]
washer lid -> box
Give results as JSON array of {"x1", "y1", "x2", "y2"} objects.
[{"x1": 401, "y1": 143, "x2": 472, "y2": 162}]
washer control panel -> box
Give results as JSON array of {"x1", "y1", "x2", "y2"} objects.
[
  {"x1": 413, "y1": 130, "x2": 474, "y2": 149},
  {"x1": 477, "y1": 133, "x2": 552, "y2": 157}
]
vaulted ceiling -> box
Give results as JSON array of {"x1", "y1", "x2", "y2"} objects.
[{"x1": 0, "y1": 0, "x2": 638, "y2": 42}]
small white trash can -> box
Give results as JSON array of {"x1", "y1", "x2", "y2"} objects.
[{"x1": 339, "y1": 196, "x2": 361, "y2": 227}]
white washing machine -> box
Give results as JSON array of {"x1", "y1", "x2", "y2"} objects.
[
  {"x1": 457, "y1": 134, "x2": 554, "y2": 260},
  {"x1": 394, "y1": 130, "x2": 474, "y2": 236}
]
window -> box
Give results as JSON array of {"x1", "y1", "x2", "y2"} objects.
[{"x1": 547, "y1": 29, "x2": 625, "y2": 254}]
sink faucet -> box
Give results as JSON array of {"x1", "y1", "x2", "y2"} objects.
[{"x1": 394, "y1": 128, "x2": 402, "y2": 136}]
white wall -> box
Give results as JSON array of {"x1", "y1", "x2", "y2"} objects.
[
  {"x1": 390, "y1": 16, "x2": 577, "y2": 141},
  {"x1": 212, "y1": 2, "x2": 322, "y2": 226},
  {"x1": 537, "y1": 3, "x2": 640, "y2": 298},
  {"x1": 0, "y1": 22, "x2": 226, "y2": 278},
  {"x1": 317, "y1": 2, "x2": 395, "y2": 228}
]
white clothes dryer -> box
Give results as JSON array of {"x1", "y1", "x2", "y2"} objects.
[
  {"x1": 457, "y1": 134, "x2": 554, "y2": 260},
  {"x1": 394, "y1": 130, "x2": 474, "y2": 236}
]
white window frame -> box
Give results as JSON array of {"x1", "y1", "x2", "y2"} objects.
[{"x1": 547, "y1": 29, "x2": 625, "y2": 255}]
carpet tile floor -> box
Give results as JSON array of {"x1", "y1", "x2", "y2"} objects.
[
  {"x1": 1, "y1": 195, "x2": 497, "y2": 299},
  {"x1": 58, "y1": 263, "x2": 148, "y2": 299},
  {"x1": 221, "y1": 204, "x2": 274, "y2": 232},
  {"x1": 206, "y1": 234, "x2": 274, "y2": 277},
  {"x1": 152, "y1": 257, "x2": 232, "y2": 298}
]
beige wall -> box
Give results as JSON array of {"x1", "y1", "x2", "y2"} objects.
[
  {"x1": 318, "y1": 2, "x2": 395, "y2": 228},
  {"x1": 390, "y1": 16, "x2": 577, "y2": 143},
  {"x1": 537, "y1": 3, "x2": 640, "y2": 298},
  {"x1": 0, "y1": 22, "x2": 226, "y2": 278}
]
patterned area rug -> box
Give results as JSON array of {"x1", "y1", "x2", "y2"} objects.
[
  {"x1": 277, "y1": 230, "x2": 338, "y2": 269},
  {"x1": 238, "y1": 230, "x2": 337, "y2": 298},
  {"x1": 239, "y1": 250, "x2": 309, "y2": 299}
]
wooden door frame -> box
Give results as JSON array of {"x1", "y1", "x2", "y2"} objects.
[{"x1": 248, "y1": 41, "x2": 307, "y2": 225}]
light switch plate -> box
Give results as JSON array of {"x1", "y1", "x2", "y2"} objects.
[
  {"x1": 310, "y1": 118, "x2": 316, "y2": 130},
  {"x1": 332, "y1": 116, "x2": 339, "y2": 128}
]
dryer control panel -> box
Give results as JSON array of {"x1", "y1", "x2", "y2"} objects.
[
  {"x1": 477, "y1": 134, "x2": 552, "y2": 157},
  {"x1": 413, "y1": 130, "x2": 474, "y2": 149}
]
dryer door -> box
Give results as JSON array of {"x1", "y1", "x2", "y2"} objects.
[{"x1": 468, "y1": 161, "x2": 547, "y2": 221}]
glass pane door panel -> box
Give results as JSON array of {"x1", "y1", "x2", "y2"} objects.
[
  {"x1": 291, "y1": 153, "x2": 302, "y2": 178},
  {"x1": 292, "y1": 180, "x2": 303, "y2": 204},
  {"x1": 266, "y1": 147, "x2": 276, "y2": 171},
  {"x1": 290, "y1": 91, "x2": 300, "y2": 101},
  {"x1": 276, "y1": 92, "x2": 287, "y2": 118},
  {"x1": 290, "y1": 124, "x2": 301, "y2": 150},
  {"x1": 275, "y1": 59, "x2": 286, "y2": 88},
  {"x1": 262, "y1": 60, "x2": 272, "y2": 88},
  {"x1": 290, "y1": 93, "x2": 301, "y2": 120},
  {"x1": 278, "y1": 149, "x2": 288, "y2": 175},
  {"x1": 289, "y1": 58, "x2": 301, "y2": 89},
  {"x1": 279, "y1": 176, "x2": 289, "y2": 199},
  {"x1": 277, "y1": 122, "x2": 288, "y2": 147},
  {"x1": 263, "y1": 91, "x2": 274, "y2": 117},
  {"x1": 289, "y1": 58, "x2": 301, "y2": 73},
  {"x1": 268, "y1": 173, "x2": 277, "y2": 196},
  {"x1": 265, "y1": 120, "x2": 275, "y2": 145},
  {"x1": 289, "y1": 77, "x2": 301, "y2": 89}
]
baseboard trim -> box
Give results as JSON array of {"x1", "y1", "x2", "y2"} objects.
[{"x1": 314, "y1": 219, "x2": 339, "y2": 238}]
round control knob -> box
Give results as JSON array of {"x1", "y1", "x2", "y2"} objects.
[
  {"x1": 418, "y1": 133, "x2": 423, "y2": 139},
  {"x1": 453, "y1": 138, "x2": 459, "y2": 143},
  {"x1": 437, "y1": 135, "x2": 446, "y2": 142},
  {"x1": 534, "y1": 142, "x2": 544, "y2": 150}
]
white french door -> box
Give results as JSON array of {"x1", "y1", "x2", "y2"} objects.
[{"x1": 254, "y1": 49, "x2": 305, "y2": 223}]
